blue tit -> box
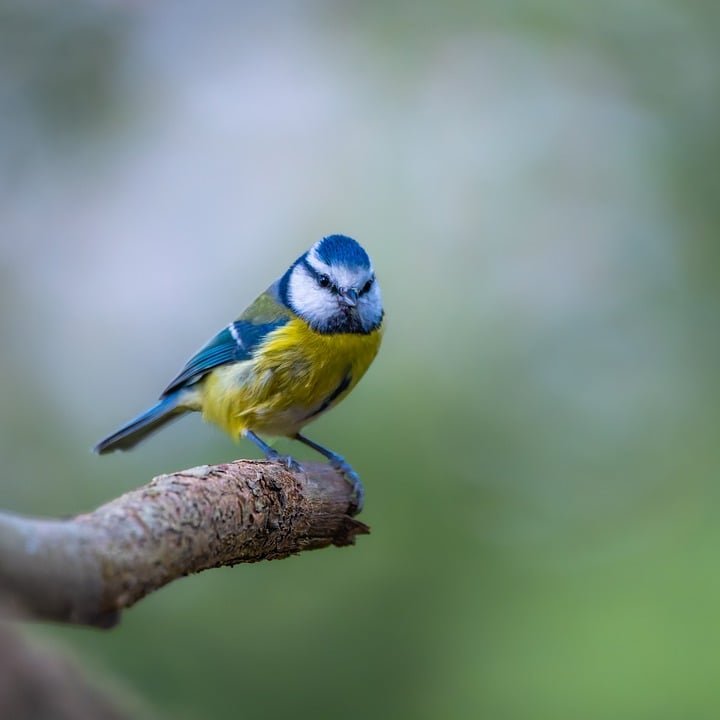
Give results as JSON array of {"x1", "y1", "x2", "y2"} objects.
[{"x1": 94, "y1": 234, "x2": 384, "y2": 513}]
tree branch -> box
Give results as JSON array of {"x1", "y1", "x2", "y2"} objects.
[
  {"x1": 0, "y1": 460, "x2": 368, "y2": 628},
  {"x1": 0, "y1": 621, "x2": 143, "y2": 720}
]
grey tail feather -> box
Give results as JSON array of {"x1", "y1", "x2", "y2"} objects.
[{"x1": 93, "y1": 393, "x2": 187, "y2": 454}]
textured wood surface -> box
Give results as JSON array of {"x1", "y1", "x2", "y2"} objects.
[{"x1": 0, "y1": 460, "x2": 368, "y2": 628}]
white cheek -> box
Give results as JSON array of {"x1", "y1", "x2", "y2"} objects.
[
  {"x1": 288, "y1": 268, "x2": 336, "y2": 323},
  {"x1": 358, "y1": 283, "x2": 383, "y2": 328}
]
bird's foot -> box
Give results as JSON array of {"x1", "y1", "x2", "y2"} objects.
[
  {"x1": 330, "y1": 456, "x2": 365, "y2": 516},
  {"x1": 266, "y1": 449, "x2": 304, "y2": 474}
]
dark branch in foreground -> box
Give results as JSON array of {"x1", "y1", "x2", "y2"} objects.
[
  {"x1": 0, "y1": 620, "x2": 142, "y2": 720},
  {"x1": 0, "y1": 461, "x2": 368, "y2": 628}
]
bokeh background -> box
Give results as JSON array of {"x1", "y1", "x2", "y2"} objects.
[{"x1": 2, "y1": 1, "x2": 719, "y2": 718}]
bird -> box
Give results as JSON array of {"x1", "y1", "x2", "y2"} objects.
[{"x1": 94, "y1": 234, "x2": 384, "y2": 514}]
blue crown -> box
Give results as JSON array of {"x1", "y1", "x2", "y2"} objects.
[{"x1": 315, "y1": 234, "x2": 370, "y2": 269}]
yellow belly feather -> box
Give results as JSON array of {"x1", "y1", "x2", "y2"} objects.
[{"x1": 196, "y1": 318, "x2": 383, "y2": 439}]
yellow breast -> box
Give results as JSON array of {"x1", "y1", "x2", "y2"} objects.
[{"x1": 199, "y1": 318, "x2": 383, "y2": 439}]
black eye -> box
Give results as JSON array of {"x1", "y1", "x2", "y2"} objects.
[
  {"x1": 318, "y1": 274, "x2": 331, "y2": 288},
  {"x1": 361, "y1": 276, "x2": 374, "y2": 295}
]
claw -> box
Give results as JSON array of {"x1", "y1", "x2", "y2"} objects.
[
  {"x1": 330, "y1": 457, "x2": 364, "y2": 516},
  {"x1": 291, "y1": 434, "x2": 365, "y2": 516},
  {"x1": 283, "y1": 455, "x2": 304, "y2": 473},
  {"x1": 263, "y1": 446, "x2": 304, "y2": 474}
]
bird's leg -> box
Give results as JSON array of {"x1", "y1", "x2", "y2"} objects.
[
  {"x1": 243, "y1": 430, "x2": 303, "y2": 473},
  {"x1": 294, "y1": 433, "x2": 364, "y2": 515}
]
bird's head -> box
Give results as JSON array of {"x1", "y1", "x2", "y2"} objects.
[{"x1": 280, "y1": 234, "x2": 383, "y2": 334}]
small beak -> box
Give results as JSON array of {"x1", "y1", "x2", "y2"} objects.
[{"x1": 339, "y1": 288, "x2": 359, "y2": 307}]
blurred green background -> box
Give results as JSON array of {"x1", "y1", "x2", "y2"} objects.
[{"x1": 1, "y1": 1, "x2": 719, "y2": 718}]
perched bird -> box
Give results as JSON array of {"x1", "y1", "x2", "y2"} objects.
[{"x1": 94, "y1": 234, "x2": 384, "y2": 513}]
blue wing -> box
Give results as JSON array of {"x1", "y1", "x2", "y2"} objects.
[{"x1": 161, "y1": 317, "x2": 288, "y2": 396}]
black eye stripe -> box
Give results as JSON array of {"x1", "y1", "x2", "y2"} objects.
[
  {"x1": 359, "y1": 276, "x2": 375, "y2": 295},
  {"x1": 301, "y1": 257, "x2": 321, "y2": 280},
  {"x1": 302, "y1": 258, "x2": 333, "y2": 290},
  {"x1": 302, "y1": 257, "x2": 373, "y2": 296}
]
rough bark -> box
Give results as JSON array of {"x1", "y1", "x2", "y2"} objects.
[{"x1": 0, "y1": 460, "x2": 368, "y2": 628}]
